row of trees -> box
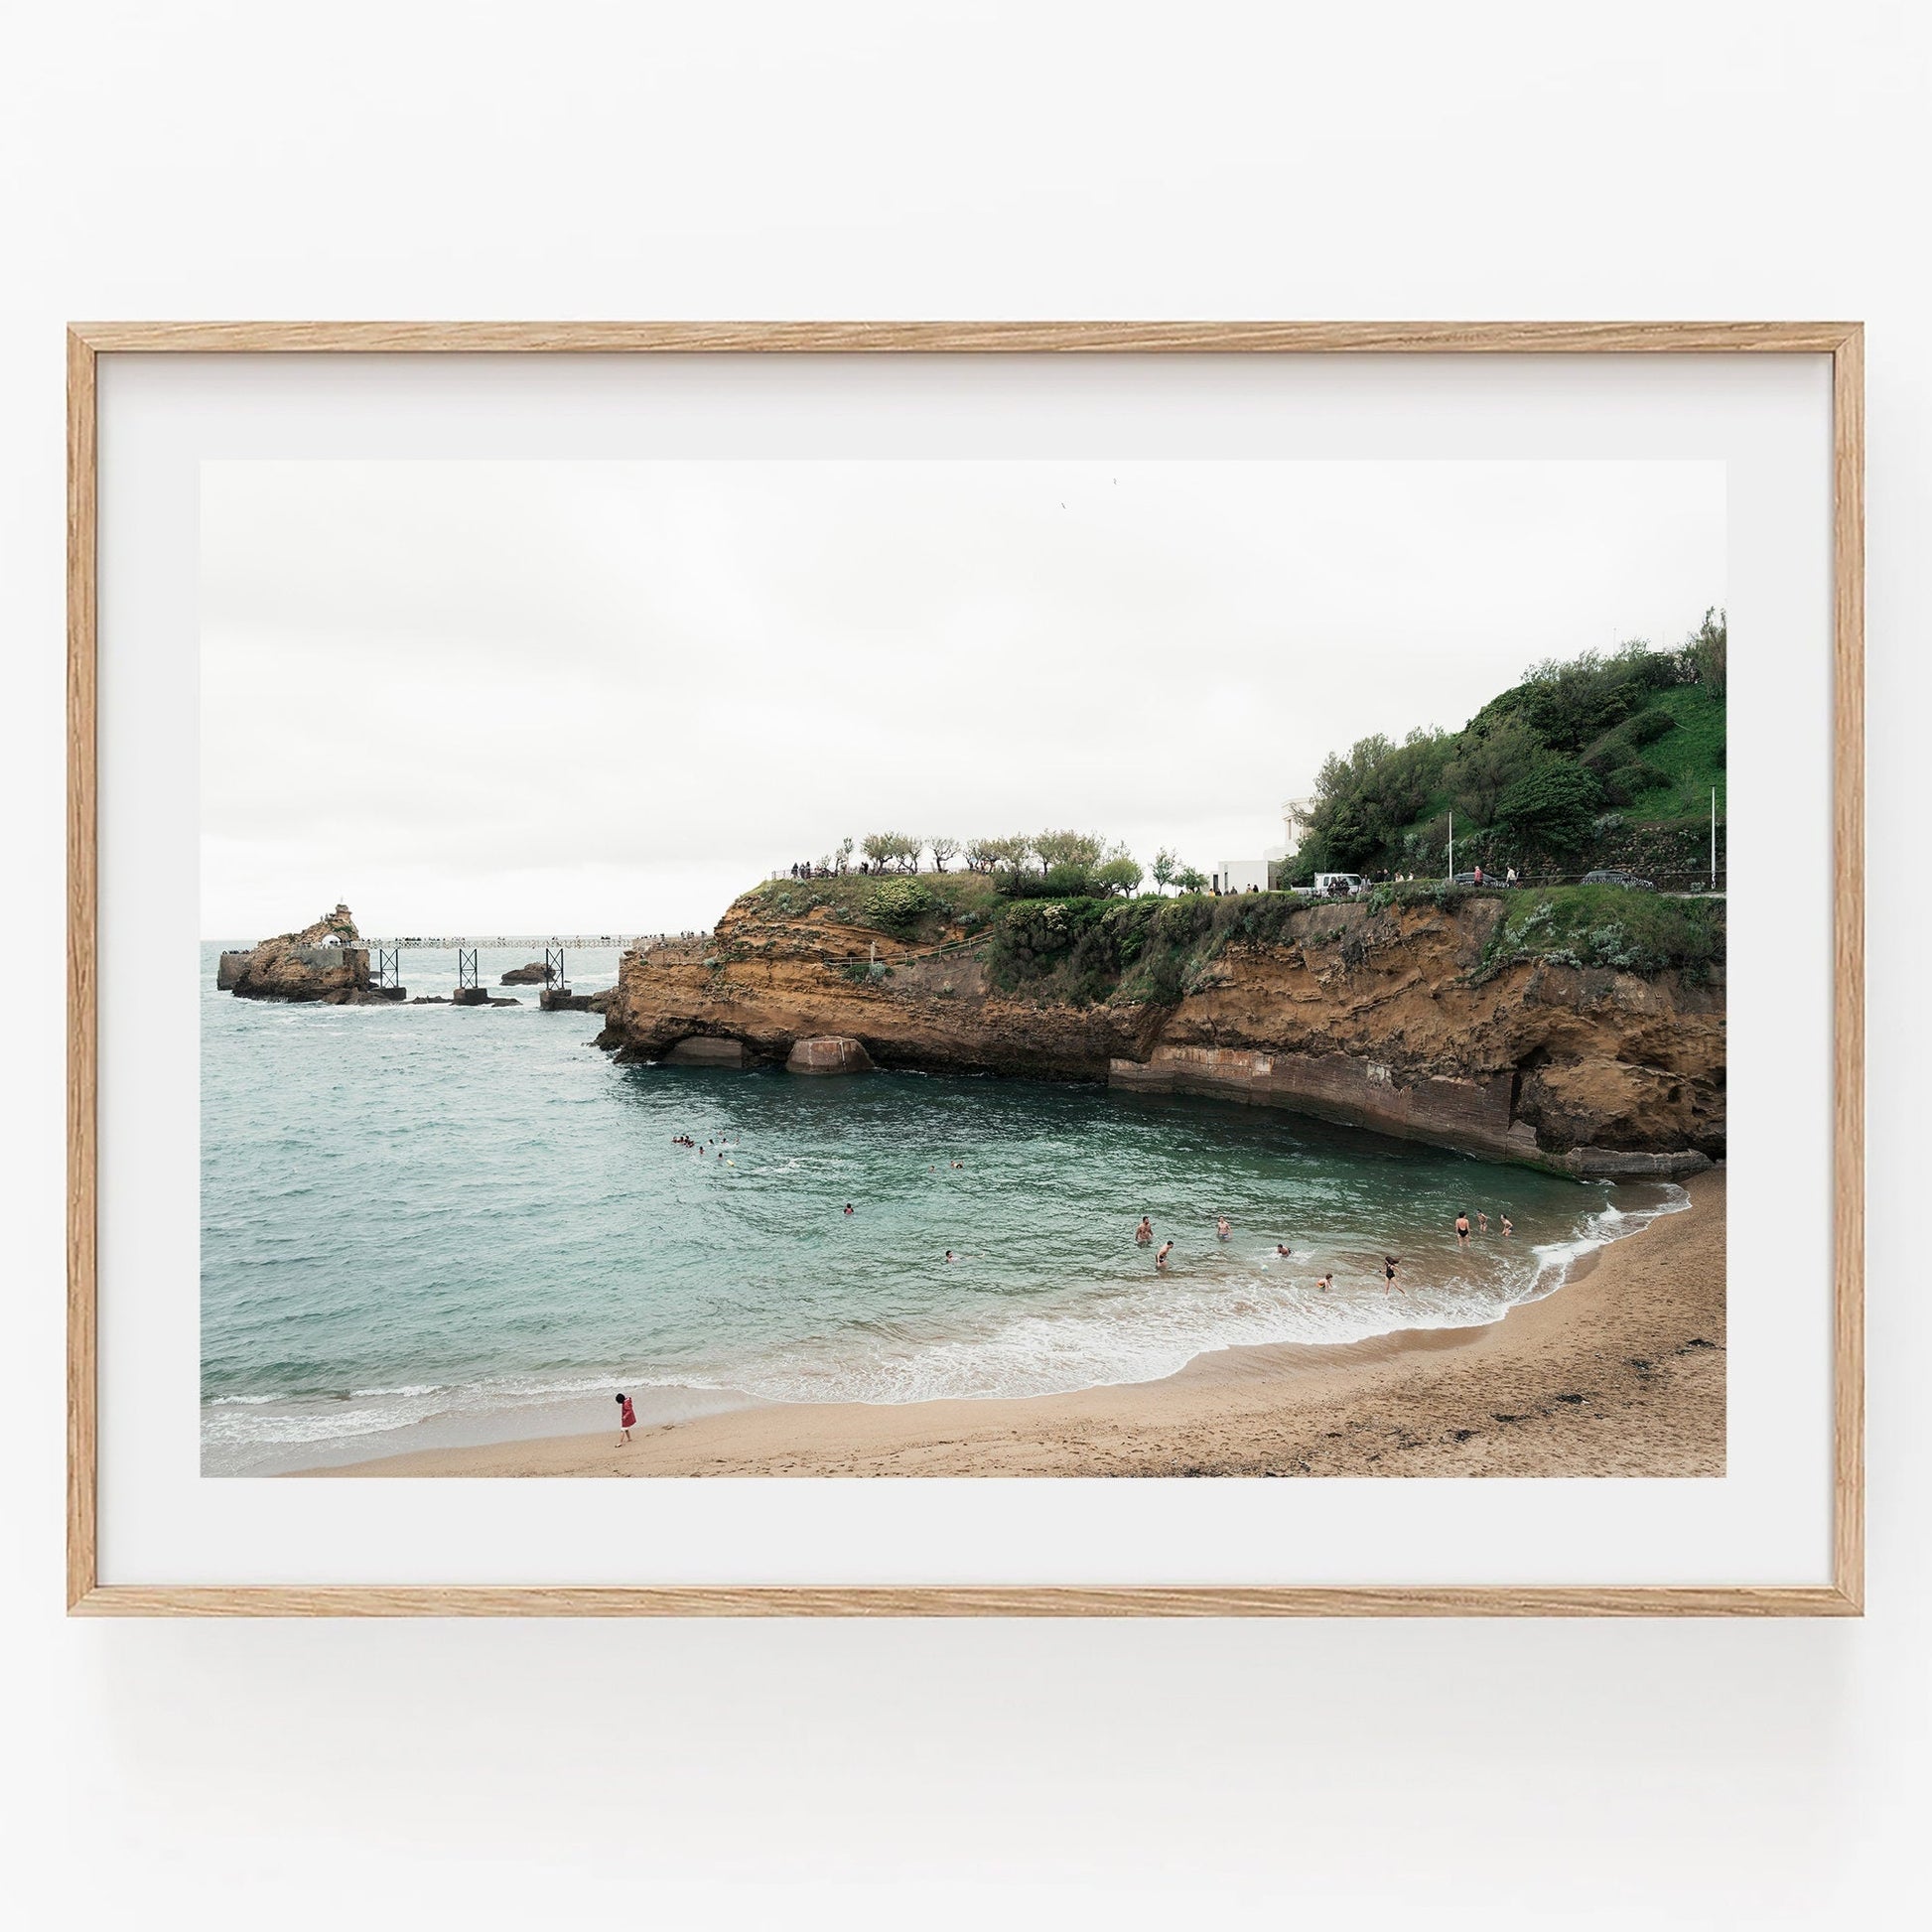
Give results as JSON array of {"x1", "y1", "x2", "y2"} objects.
[{"x1": 793, "y1": 830, "x2": 1219, "y2": 898}]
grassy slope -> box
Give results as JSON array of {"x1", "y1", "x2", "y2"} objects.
[
  {"x1": 1625, "y1": 682, "x2": 1725, "y2": 822},
  {"x1": 741, "y1": 871, "x2": 1006, "y2": 944}
]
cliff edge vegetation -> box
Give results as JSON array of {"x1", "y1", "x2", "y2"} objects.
[{"x1": 597, "y1": 878, "x2": 1724, "y2": 1178}]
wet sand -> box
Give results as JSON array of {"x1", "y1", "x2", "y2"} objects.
[{"x1": 314, "y1": 1169, "x2": 1725, "y2": 1479}]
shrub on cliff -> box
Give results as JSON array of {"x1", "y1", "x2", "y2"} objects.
[
  {"x1": 1492, "y1": 759, "x2": 1603, "y2": 856},
  {"x1": 1157, "y1": 894, "x2": 1213, "y2": 944},
  {"x1": 998, "y1": 862, "x2": 1095, "y2": 899},
  {"x1": 1480, "y1": 886, "x2": 1725, "y2": 982},
  {"x1": 865, "y1": 878, "x2": 937, "y2": 932}
]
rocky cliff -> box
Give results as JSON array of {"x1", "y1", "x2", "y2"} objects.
[
  {"x1": 221, "y1": 903, "x2": 387, "y2": 1004},
  {"x1": 596, "y1": 889, "x2": 1725, "y2": 1177}
]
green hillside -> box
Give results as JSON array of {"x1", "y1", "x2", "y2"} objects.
[{"x1": 1285, "y1": 611, "x2": 1726, "y2": 885}]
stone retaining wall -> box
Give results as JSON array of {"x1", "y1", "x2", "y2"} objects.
[{"x1": 1109, "y1": 1043, "x2": 1529, "y2": 1161}]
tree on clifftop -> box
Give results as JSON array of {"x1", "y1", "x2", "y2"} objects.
[
  {"x1": 1493, "y1": 759, "x2": 1603, "y2": 857},
  {"x1": 1035, "y1": 829, "x2": 1105, "y2": 876},
  {"x1": 979, "y1": 835, "x2": 1036, "y2": 873},
  {"x1": 862, "y1": 831, "x2": 922, "y2": 873},
  {"x1": 928, "y1": 835, "x2": 959, "y2": 872},
  {"x1": 1445, "y1": 716, "x2": 1541, "y2": 826},
  {"x1": 1686, "y1": 607, "x2": 1726, "y2": 699}
]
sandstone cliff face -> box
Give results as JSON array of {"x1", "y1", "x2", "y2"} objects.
[
  {"x1": 597, "y1": 893, "x2": 1725, "y2": 1175},
  {"x1": 223, "y1": 903, "x2": 375, "y2": 1004}
]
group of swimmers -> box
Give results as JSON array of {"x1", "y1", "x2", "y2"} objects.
[
  {"x1": 672, "y1": 1133, "x2": 738, "y2": 1163},
  {"x1": 1126, "y1": 1202, "x2": 1516, "y2": 1298},
  {"x1": 1454, "y1": 1208, "x2": 1514, "y2": 1242}
]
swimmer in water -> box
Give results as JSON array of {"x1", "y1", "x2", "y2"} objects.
[
  {"x1": 1384, "y1": 1255, "x2": 1401, "y2": 1293},
  {"x1": 1216, "y1": 1216, "x2": 1232, "y2": 1241},
  {"x1": 1477, "y1": 1210, "x2": 1489, "y2": 1234},
  {"x1": 843, "y1": 1202, "x2": 854, "y2": 1215},
  {"x1": 1156, "y1": 1240, "x2": 1173, "y2": 1271},
  {"x1": 1454, "y1": 1212, "x2": 1470, "y2": 1244},
  {"x1": 944, "y1": 1250, "x2": 956, "y2": 1263},
  {"x1": 1276, "y1": 1243, "x2": 1293, "y2": 1258},
  {"x1": 1134, "y1": 1215, "x2": 1154, "y2": 1245},
  {"x1": 1315, "y1": 1273, "x2": 1332, "y2": 1293},
  {"x1": 1501, "y1": 1216, "x2": 1513, "y2": 1237}
]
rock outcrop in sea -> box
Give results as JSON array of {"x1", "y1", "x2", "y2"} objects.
[
  {"x1": 596, "y1": 888, "x2": 1725, "y2": 1178},
  {"x1": 218, "y1": 904, "x2": 400, "y2": 1004}
]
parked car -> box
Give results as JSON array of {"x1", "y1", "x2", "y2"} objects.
[{"x1": 1581, "y1": 868, "x2": 1657, "y2": 891}]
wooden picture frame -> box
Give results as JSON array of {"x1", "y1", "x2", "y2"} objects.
[{"x1": 67, "y1": 321, "x2": 1864, "y2": 1616}]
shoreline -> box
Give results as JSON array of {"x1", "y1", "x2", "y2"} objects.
[{"x1": 305, "y1": 1169, "x2": 1725, "y2": 1478}]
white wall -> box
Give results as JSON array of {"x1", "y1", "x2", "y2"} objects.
[{"x1": 1, "y1": 4, "x2": 1925, "y2": 1926}]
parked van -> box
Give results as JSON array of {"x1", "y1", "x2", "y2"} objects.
[{"x1": 1313, "y1": 873, "x2": 1367, "y2": 898}]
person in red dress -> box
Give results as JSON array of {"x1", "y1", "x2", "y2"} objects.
[{"x1": 615, "y1": 1392, "x2": 636, "y2": 1445}]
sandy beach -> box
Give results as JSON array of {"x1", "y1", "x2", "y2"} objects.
[{"x1": 316, "y1": 1169, "x2": 1725, "y2": 1478}]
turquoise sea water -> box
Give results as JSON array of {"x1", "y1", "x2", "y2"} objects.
[{"x1": 200, "y1": 941, "x2": 1680, "y2": 1473}]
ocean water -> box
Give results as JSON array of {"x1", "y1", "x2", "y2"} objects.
[{"x1": 200, "y1": 941, "x2": 1683, "y2": 1472}]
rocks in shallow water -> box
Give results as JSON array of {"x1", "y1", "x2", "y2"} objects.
[
  {"x1": 500, "y1": 962, "x2": 551, "y2": 984},
  {"x1": 664, "y1": 1035, "x2": 750, "y2": 1067},
  {"x1": 786, "y1": 1035, "x2": 874, "y2": 1075},
  {"x1": 1561, "y1": 1147, "x2": 1713, "y2": 1179},
  {"x1": 409, "y1": 996, "x2": 450, "y2": 1005}
]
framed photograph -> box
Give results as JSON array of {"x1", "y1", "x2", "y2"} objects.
[{"x1": 68, "y1": 322, "x2": 1863, "y2": 1615}]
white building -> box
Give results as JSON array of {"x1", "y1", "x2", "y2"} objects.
[
  {"x1": 1280, "y1": 796, "x2": 1316, "y2": 855},
  {"x1": 1212, "y1": 860, "x2": 1272, "y2": 894}
]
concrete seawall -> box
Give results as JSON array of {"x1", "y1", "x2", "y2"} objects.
[
  {"x1": 1110, "y1": 1043, "x2": 1528, "y2": 1158},
  {"x1": 1108, "y1": 1044, "x2": 1709, "y2": 1179}
]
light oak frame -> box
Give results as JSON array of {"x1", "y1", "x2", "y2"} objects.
[{"x1": 67, "y1": 321, "x2": 1864, "y2": 1616}]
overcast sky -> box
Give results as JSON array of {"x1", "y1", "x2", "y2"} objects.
[{"x1": 201, "y1": 459, "x2": 1724, "y2": 938}]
